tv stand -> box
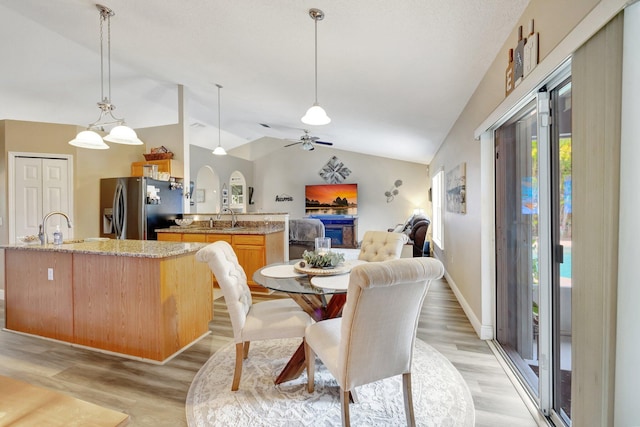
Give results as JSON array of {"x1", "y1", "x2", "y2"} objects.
[{"x1": 311, "y1": 216, "x2": 358, "y2": 249}]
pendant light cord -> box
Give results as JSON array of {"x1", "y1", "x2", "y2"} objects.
[
  {"x1": 99, "y1": 12, "x2": 105, "y2": 102},
  {"x1": 217, "y1": 84, "x2": 223, "y2": 147},
  {"x1": 314, "y1": 17, "x2": 318, "y2": 104},
  {"x1": 98, "y1": 8, "x2": 113, "y2": 104},
  {"x1": 107, "y1": 13, "x2": 112, "y2": 103}
]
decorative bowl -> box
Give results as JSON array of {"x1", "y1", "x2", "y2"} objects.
[
  {"x1": 18, "y1": 235, "x2": 40, "y2": 244},
  {"x1": 175, "y1": 218, "x2": 194, "y2": 227},
  {"x1": 301, "y1": 250, "x2": 345, "y2": 269}
]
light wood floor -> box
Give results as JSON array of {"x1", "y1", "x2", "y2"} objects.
[{"x1": 0, "y1": 278, "x2": 539, "y2": 426}]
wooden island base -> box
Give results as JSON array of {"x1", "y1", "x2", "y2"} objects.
[{"x1": 3, "y1": 240, "x2": 212, "y2": 363}]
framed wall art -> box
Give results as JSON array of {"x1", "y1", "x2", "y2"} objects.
[{"x1": 446, "y1": 162, "x2": 466, "y2": 214}]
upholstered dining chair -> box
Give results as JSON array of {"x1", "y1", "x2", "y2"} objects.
[
  {"x1": 357, "y1": 230, "x2": 406, "y2": 262},
  {"x1": 196, "y1": 241, "x2": 312, "y2": 391},
  {"x1": 304, "y1": 257, "x2": 445, "y2": 426}
]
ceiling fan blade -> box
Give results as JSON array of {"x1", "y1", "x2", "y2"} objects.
[
  {"x1": 284, "y1": 141, "x2": 302, "y2": 148},
  {"x1": 315, "y1": 141, "x2": 333, "y2": 146}
]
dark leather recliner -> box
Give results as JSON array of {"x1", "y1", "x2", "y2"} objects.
[{"x1": 408, "y1": 215, "x2": 430, "y2": 257}]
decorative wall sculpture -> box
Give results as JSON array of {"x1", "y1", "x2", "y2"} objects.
[{"x1": 319, "y1": 156, "x2": 351, "y2": 184}]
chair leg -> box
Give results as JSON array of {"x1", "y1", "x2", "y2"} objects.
[
  {"x1": 231, "y1": 342, "x2": 244, "y2": 391},
  {"x1": 304, "y1": 339, "x2": 315, "y2": 393},
  {"x1": 340, "y1": 389, "x2": 351, "y2": 427},
  {"x1": 243, "y1": 341, "x2": 250, "y2": 359},
  {"x1": 402, "y1": 372, "x2": 416, "y2": 427}
]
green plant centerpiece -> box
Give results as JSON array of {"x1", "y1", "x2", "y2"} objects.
[{"x1": 301, "y1": 250, "x2": 345, "y2": 269}]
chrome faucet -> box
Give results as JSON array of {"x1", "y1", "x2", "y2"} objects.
[
  {"x1": 219, "y1": 207, "x2": 238, "y2": 228},
  {"x1": 39, "y1": 211, "x2": 73, "y2": 245}
]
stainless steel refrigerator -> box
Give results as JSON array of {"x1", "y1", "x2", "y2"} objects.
[{"x1": 100, "y1": 177, "x2": 184, "y2": 240}]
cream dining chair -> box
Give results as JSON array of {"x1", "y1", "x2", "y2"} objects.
[
  {"x1": 304, "y1": 257, "x2": 445, "y2": 426},
  {"x1": 356, "y1": 230, "x2": 407, "y2": 262},
  {"x1": 196, "y1": 241, "x2": 312, "y2": 391}
]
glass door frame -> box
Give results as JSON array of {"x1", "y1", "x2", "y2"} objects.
[{"x1": 488, "y1": 63, "x2": 571, "y2": 426}]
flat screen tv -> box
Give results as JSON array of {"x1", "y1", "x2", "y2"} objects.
[{"x1": 305, "y1": 183, "x2": 358, "y2": 216}]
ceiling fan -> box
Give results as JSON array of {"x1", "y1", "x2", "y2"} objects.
[{"x1": 284, "y1": 130, "x2": 333, "y2": 151}]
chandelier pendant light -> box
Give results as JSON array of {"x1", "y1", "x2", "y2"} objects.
[
  {"x1": 212, "y1": 84, "x2": 227, "y2": 156},
  {"x1": 69, "y1": 4, "x2": 142, "y2": 149},
  {"x1": 301, "y1": 8, "x2": 331, "y2": 126}
]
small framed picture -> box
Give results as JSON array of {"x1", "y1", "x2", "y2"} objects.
[
  {"x1": 222, "y1": 197, "x2": 229, "y2": 206},
  {"x1": 196, "y1": 189, "x2": 205, "y2": 203},
  {"x1": 222, "y1": 188, "x2": 229, "y2": 197}
]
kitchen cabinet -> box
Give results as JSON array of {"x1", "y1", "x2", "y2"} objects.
[
  {"x1": 5, "y1": 250, "x2": 74, "y2": 342},
  {"x1": 157, "y1": 230, "x2": 284, "y2": 293},
  {"x1": 232, "y1": 234, "x2": 267, "y2": 289},
  {"x1": 131, "y1": 159, "x2": 184, "y2": 178}
]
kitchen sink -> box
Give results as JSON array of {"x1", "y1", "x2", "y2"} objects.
[{"x1": 220, "y1": 227, "x2": 245, "y2": 232}]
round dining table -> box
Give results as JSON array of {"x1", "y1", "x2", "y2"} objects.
[{"x1": 253, "y1": 259, "x2": 361, "y2": 384}]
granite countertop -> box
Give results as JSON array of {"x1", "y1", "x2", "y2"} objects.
[
  {"x1": 2, "y1": 239, "x2": 207, "y2": 258},
  {"x1": 155, "y1": 224, "x2": 285, "y2": 235}
]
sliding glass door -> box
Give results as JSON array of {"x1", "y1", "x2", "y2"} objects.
[{"x1": 495, "y1": 77, "x2": 572, "y2": 426}]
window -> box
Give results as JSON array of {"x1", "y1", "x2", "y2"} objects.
[{"x1": 432, "y1": 169, "x2": 444, "y2": 249}]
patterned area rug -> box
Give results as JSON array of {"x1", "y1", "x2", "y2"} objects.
[{"x1": 186, "y1": 338, "x2": 474, "y2": 426}]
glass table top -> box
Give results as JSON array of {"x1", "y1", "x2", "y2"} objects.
[{"x1": 253, "y1": 260, "x2": 349, "y2": 295}]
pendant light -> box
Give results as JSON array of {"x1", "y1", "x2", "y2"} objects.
[
  {"x1": 212, "y1": 84, "x2": 227, "y2": 156},
  {"x1": 301, "y1": 8, "x2": 331, "y2": 126},
  {"x1": 69, "y1": 4, "x2": 142, "y2": 149}
]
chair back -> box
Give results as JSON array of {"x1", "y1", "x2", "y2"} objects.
[
  {"x1": 339, "y1": 257, "x2": 444, "y2": 390},
  {"x1": 357, "y1": 230, "x2": 406, "y2": 262},
  {"x1": 196, "y1": 241, "x2": 252, "y2": 341}
]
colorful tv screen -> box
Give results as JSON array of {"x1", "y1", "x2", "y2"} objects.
[{"x1": 305, "y1": 183, "x2": 358, "y2": 216}]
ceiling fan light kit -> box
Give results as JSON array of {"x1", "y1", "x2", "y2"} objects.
[
  {"x1": 69, "y1": 4, "x2": 142, "y2": 149},
  {"x1": 284, "y1": 129, "x2": 333, "y2": 151},
  {"x1": 212, "y1": 83, "x2": 227, "y2": 156},
  {"x1": 301, "y1": 8, "x2": 331, "y2": 126}
]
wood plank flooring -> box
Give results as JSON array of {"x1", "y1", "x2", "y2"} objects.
[{"x1": 0, "y1": 278, "x2": 540, "y2": 426}]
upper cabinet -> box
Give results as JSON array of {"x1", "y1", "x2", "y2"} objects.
[{"x1": 131, "y1": 159, "x2": 184, "y2": 178}]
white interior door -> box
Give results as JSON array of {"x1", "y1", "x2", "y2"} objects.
[{"x1": 12, "y1": 155, "x2": 72, "y2": 242}]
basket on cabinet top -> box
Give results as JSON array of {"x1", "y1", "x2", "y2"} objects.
[{"x1": 143, "y1": 152, "x2": 174, "y2": 161}]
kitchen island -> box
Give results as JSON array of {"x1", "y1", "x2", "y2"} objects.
[{"x1": 2, "y1": 240, "x2": 212, "y2": 364}]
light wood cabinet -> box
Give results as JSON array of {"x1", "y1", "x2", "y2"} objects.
[
  {"x1": 232, "y1": 235, "x2": 267, "y2": 288},
  {"x1": 158, "y1": 231, "x2": 284, "y2": 293},
  {"x1": 131, "y1": 159, "x2": 184, "y2": 178},
  {"x1": 4, "y1": 247, "x2": 211, "y2": 362},
  {"x1": 5, "y1": 251, "x2": 74, "y2": 342}
]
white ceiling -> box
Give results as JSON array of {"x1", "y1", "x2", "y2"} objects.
[{"x1": 0, "y1": 0, "x2": 529, "y2": 164}]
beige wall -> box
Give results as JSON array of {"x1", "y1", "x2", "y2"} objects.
[
  {"x1": 0, "y1": 119, "x2": 145, "y2": 241},
  {"x1": 430, "y1": 0, "x2": 599, "y2": 325},
  {"x1": 136, "y1": 124, "x2": 184, "y2": 162}
]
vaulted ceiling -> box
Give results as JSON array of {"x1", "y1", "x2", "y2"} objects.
[{"x1": 0, "y1": 0, "x2": 530, "y2": 164}]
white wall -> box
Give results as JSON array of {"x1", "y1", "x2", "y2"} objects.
[
  {"x1": 189, "y1": 144, "x2": 254, "y2": 215},
  {"x1": 615, "y1": 3, "x2": 640, "y2": 424},
  {"x1": 252, "y1": 145, "x2": 429, "y2": 243}
]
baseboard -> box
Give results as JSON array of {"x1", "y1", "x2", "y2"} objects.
[{"x1": 441, "y1": 267, "x2": 493, "y2": 340}]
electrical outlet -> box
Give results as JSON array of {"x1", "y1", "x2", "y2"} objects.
[{"x1": 48, "y1": 268, "x2": 54, "y2": 281}]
